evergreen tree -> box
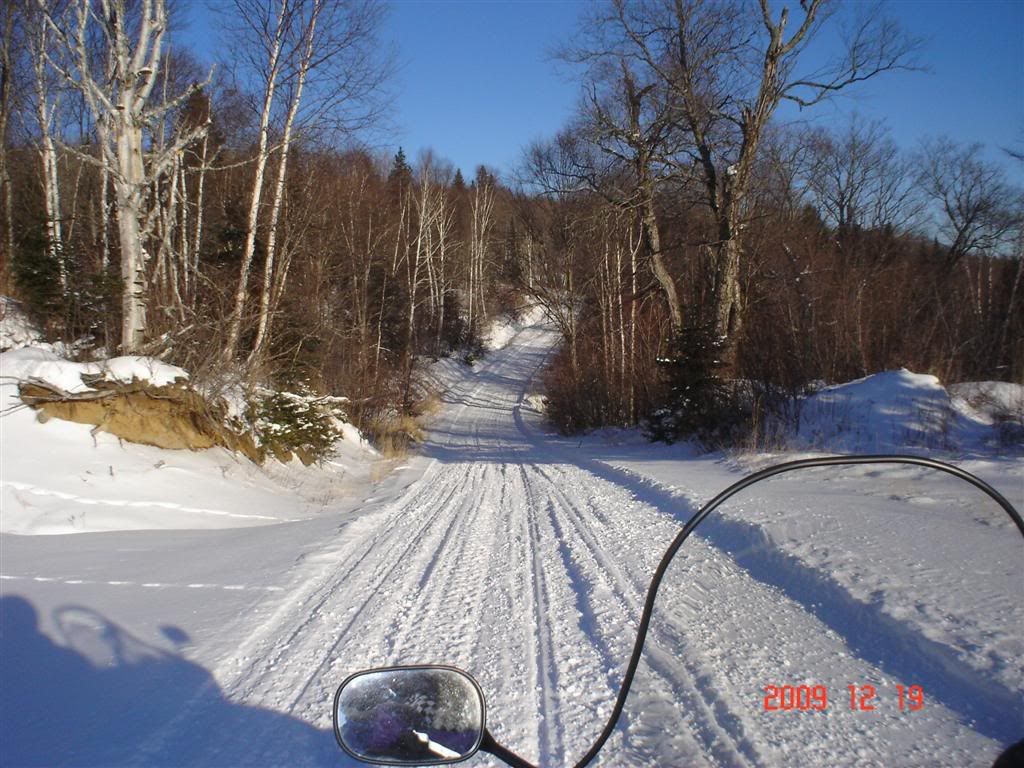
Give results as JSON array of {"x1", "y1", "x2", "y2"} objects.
[
  {"x1": 389, "y1": 147, "x2": 411, "y2": 185},
  {"x1": 644, "y1": 319, "x2": 742, "y2": 446}
]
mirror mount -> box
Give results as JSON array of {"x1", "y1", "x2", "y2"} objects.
[{"x1": 479, "y1": 731, "x2": 537, "y2": 768}]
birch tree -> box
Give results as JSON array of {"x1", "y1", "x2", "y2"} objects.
[
  {"x1": 27, "y1": 2, "x2": 64, "y2": 288},
  {"x1": 248, "y1": 0, "x2": 322, "y2": 365},
  {"x1": 221, "y1": 0, "x2": 388, "y2": 366},
  {"x1": 221, "y1": 0, "x2": 290, "y2": 363},
  {"x1": 0, "y1": 1, "x2": 23, "y2": 291},
  {"x1": 432, "y1": 179, "x2": 456, "y2": 354},
  {"x1": 41, "y1": 0, "x2": 210, "y2": 352},
  {"x1": 468, "y1": 166, "x2": 495, "y2": 336}
]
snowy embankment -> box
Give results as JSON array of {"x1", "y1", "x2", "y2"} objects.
[
  {"x1": 782, "y1": 368, "x2": 1022, "y2": 454},
  {"x1": 0, "y1": 320, "x2": 379, "y2": 536},
  {"x1": 483, "y1": 304, "x2": 548, "y2": 352}
]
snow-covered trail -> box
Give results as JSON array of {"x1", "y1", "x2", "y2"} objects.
[
  {"x1": 3, "y1": 320, "x2": 1020, "y2": 767},
  {"x1": 135, "y1": 323, "x2": 1018, "y2": 766}
]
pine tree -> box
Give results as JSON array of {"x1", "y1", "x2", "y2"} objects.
[
  {"x1": 644, "y1": 319, "x2": 741, "y2": 445},
  {"x1": 389, "y1": 147, "x2": 411, "y2": 185}
]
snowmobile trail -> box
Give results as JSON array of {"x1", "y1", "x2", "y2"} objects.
[{"x1": 132, "y1": 320, "x2": 1015, "y2": 767}]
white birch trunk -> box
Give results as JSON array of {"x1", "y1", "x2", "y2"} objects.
[
  {"x1": 42, "y1": 0, "x2": 209, "y2": 351},
  {"x1": 189, "y1": 133, "x2": 208, "y2": 302},
  {"x1": 249, "y1": 0, "x2": 321, "y2": 364},
  {"x1": 223, "y1": 0, "x2": 289, "y2": 362},
  {"x1": 31, "y1": 16, "x2": 64, "y2": 288}
]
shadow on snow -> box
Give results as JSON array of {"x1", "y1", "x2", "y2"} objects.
[{"x1": 0, "y1": 595, "x2": 367, "y2": 767}]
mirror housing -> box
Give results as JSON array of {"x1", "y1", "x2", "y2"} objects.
[{"x1": 333, "y1": 665, "x2": 486, "y2": 765}]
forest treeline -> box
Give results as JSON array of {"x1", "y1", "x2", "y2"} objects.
[{"x1": 0, "y1": 0, "x2": 1021, "y2": 448}]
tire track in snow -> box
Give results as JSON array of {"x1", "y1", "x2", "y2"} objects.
[
  {"x1": 581, "y1": 460, "x2": 1024, "y2": 746},
  {"x1": 460, "y1": 460, "x2": 545, "y2": 763},
  {"x1": 267, "y1": 463, "x2": 487, "y2": 710},
  {"x1": 197, "y1": 376, "x2": 523, "y2": 761},
  {"x1": 383, "y1": 460, "x2": 503, "y2": 664},
  {"x1": 127, "y1": 319, "x2": 1008, "y2": 767},
  {"x1": 531, "y1": 461, "x2": 761, "y2": 767},
  {"x1": 521, "y1": 461, "x2": 565, "y2": 766},
  {"x1": 131, "y1": 459, "x2": 470, "y2": 763}
]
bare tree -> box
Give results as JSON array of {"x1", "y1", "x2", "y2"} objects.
[
  {"x1": 553, "y1": 27, "x2": 684, "y2": 336},
  {"x1": 917, "y1": 137, "x2": 1018, "y2": 264},
  {"x1": 249, "y1": 0, "x2": 325, "y2": 365},
  {"x1": 220, "y1": 0, "x2": 389, "y2": 367},
  {"x1": 573, "y1": 0, "x2": 920, "y2": 364},
  {"x1": 0, "y1": 1, "x2": 24, "y2": 291},
  {"x1": 806, "y1": 118, "x2": 920, "y2": 234},
  {"x1": 26, "y1": 1, "x2": 65, "y2": 288},
  {"x1": 221, "y1": 0, "x2": 290, "y2": 364},
  {"x1": 468, "y1": 166, "x2": 495, "y2": 337}
]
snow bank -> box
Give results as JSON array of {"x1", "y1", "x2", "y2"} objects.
[
  {"x1": 418, "y1": 305, "x2": 549, "y2": 395},
  {"x1": 0, "y1": 346, "x2": 378, "y2": 535},
  {"x1": 949, "y1": 381, "x2": 1024, "y2": 422},
  {"x1": 483, "y1": 304, "x2": 547, "y2": 352},
  {"x1": 1, "y1": 346, "x2": 188, "y2": 393},
  {"x1": 789, "y1": 369, "x2": 1020, "y2": 454}
]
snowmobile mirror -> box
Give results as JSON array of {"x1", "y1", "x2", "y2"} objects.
[{"x1": 333, "y1": 665, "x2": 486, "y2": 765}]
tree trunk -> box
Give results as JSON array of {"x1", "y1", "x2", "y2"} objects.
[
  {"x1": 32, "y1": 20, "x2": 64, "y2": 289},
  {"x1": 0, "y1": 2, "x2": 13, "y2": 293},
  {"x1": 189, "y1": 133, "x2": 208, "y2": 304},
  {"x1": 100, "y1": 164, "x2": 110, "y2": 271},
  {"x1": 250, "y1": 0, "x2": 321, "y2": 365},
  {"x1": 623, "y1": 68, "x2": 682, "y2": 339},
  {"x1": 640, "y1": 183, "x2": 682, "y2": 336},
  {"x1": 223, "y1": 0, "x2": 288, "y2": 362},
  {"x1": 711, "y1": 234, "x2": 742, "y2": 344},
  {"x1": 115, "y1": 119, "x2": 150, "y2": 352}
]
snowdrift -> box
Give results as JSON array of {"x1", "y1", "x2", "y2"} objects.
[{"x1": 785, "y1": 369, "x2": 1022, "y2": 454}]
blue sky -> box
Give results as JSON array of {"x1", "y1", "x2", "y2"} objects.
[{"x1": 187, "y1": 0, "x2": 1024, "y2": 183}]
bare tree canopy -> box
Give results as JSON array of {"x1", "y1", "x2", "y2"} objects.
[
  {"x1": 917, "y1": 137, "x2": 1021, "y2": 264},
  {"x1": 560, "y1": 0, "x2": 922, "y2": 358}
]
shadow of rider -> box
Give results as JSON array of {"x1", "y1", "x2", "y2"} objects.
[{"x1": 0, "y1": 595, "x2": 335, "y2": 767}]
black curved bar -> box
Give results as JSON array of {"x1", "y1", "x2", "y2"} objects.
[{"x1": 571, "y1": 454, "x2": 1024, "y2": 768}]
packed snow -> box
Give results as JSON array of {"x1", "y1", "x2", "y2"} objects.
[{"x1": 1, "y1": 314, "x2": 1021, "y2": 767}]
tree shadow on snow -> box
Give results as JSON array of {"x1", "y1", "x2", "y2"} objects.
[{"x1": 0, "y1": 595, "x2": 363, "y2": 767}]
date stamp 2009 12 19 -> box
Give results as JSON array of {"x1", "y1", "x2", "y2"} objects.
[{"x1": 763, "y1": 684, "x2": 924, "y2": 712}]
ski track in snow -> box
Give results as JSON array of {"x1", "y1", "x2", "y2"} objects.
[
  {"x1": 7, "y1": 321, "x2": 1019, "y2": 767},
  {"x1": 0, "y1": 574, "x2": 284, "y2": 592},
  {"x1": 1, "y1": 480, "x2": 285, "y2": 521}
]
